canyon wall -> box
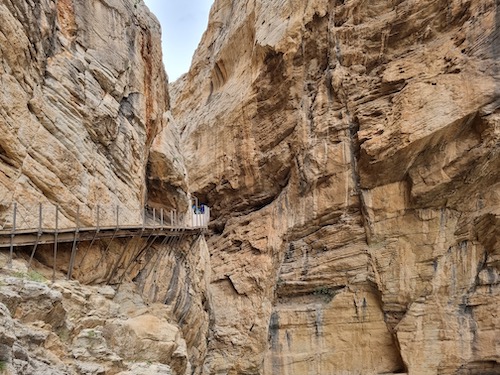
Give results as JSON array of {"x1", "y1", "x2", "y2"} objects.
[
  {"x1": 0, "y1": 0, "x2": 187, "y2": 225},
  {"x1": 0, "y1": 1, "x2": 210, "y2": 374},
  {"x1": 172, "y1": 0, "x2": 500, "y2": 374},
  {"x1": 0, "y1": 243, "x2": 210, "y2": 375},
  {"x1": 0, "y1": 0, "x2": 498, "y2": 374}
]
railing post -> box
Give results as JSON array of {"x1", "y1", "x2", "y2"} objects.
[
  {"x1": 52, "y1": 205, "x2": 59, "y2": 283},
  {"x1": 170, "y1": 210, "x2": 173, "y2": 227},
  {"x1": 76, "y1": 205, "x2": 80, "y2": 230},
  {"x1": 96, "y1": 205, "x2": 100, "y2": 231},
  {"x1": 160, "y1": 208, "x2": 164, "y2": 228},
  {"x1": 68, "y1": 205, "x2": 79, "y2": 280},
  {"x1": 38, "y1": 203, "x2": 42, "y2": 233},
  {"x1": 153, "y1": 208, "x2": 156, "y2": 226},
  {"x1": 8, "y1": 202, "x2": 17, "y2": 268},
  {"x1": 142, "y1": 207, "x2": 146, "y2": 230}
]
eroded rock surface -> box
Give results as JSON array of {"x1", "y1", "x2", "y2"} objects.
[
  {"x1": 0, "y1": 0, "x2": 498, "y2": 374},
  {"x1": 0, "y1": 2, "x2": 209, "y2": 373},
  {"x1": 0, "y1": 252, "x2": 210, "y2": 375},
  {"x1": 0, "y1": 0, "x2": 187, "y2": 227},
  {"x1": 172, "y1": 0, "x2": 499, "y2": 373}
]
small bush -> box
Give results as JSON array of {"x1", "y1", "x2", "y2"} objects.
[
  {"x1": 27, "y1": 270, "x2": 46, "y2": 283},
  {"x1": 57, "y1": 327, "x2": 70, "y2": 343},
  {"x1": 313, "y1": 286, "x2": 337, "y2": 302},
  {"x1": 11, "y1": 270, "x2": 46, "y2": 283}
]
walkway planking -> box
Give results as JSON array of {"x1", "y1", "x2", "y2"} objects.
[
  {"x1": 0, "y1": 225, "x2": 201, "y2": 248},
  {"x1": 0, "y1": 201, "x2": 210, "y2": 281}
]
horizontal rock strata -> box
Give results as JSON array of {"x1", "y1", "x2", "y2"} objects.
[
  {"x1": 0, "y1": 1, "x2": 207, "y2": 374},
  {"x1": 172, "y1": 0, "x2": 500, "y2": 373}
]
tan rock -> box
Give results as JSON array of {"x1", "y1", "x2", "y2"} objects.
[
  {"x1": 0, "y1": 269, "x2": 203, "y2": 375},
  {"x1": 172, "y1": 0, "x2": 500, "y2": 373},
  {"x1": 0, "y1": 0, "x2": 184, "y2": 228},
  {"x1": 264, "y1": 287, "x2": 404, "y2": 374},
  {"x1": 116, "y1": 363, "x2": 173, "y2": 375},
  {"x1": 0, "y1": 0, "x2": 207, "y2": 374}
]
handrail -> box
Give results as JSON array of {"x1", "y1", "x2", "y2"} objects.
[
  {"x1": 0, "y1": 202, "x2": 210, "y2": 232},
  {"x1": 0, "y1": 201, "x2": 211, "y2": 278}
]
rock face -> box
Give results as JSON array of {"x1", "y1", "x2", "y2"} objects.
[
  {"x1": 1, "y1": 0, "x2": 498, "y2": 374},
  {"x1": 0, "y1": 233, "x2": 211, "y2": 374},
  {"x1": 0, "y1": 0, "x2": 187, "y2": 227},
  {"x1": 172, "y1": 0, "x2": 499, "y2": 374},
  {"x1": 0, "y1": 1, "x2": 209, "y2": 374},
  {"x1": 0, "y1": 257, "x2": 191, "y2": 375}
]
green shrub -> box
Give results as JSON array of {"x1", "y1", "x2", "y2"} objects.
[
  {"x1": 313, "y1": 286, "x2": 337, "y2": 302},
  {"x1": 27, "y1": 270, "x2": 46, "y2": 283},
  {"x1": 11, "y1": 270, "x2": 46, "y2": 283}
]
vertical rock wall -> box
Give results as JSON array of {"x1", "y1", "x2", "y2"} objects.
[
  {"x1": 172, "y1": 0, "x2": 499, "y2": 374},
  {"x1": 0, "y1": 1, "x2": 210, "y2": 373},
  {"x1": 0, "y1": 0, "x2": 187, "y2": 225}
]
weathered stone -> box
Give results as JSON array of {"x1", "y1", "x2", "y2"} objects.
[
  {"x1": 1, "y1": 0, "x2": 498, "y2": 373},
  {"x1": 116, "y1": 363, "x2": 173, "y2": 375},
  {"x1": 103, "y1": 314, "x2": 180, "y2": 364},
  {"x1": 0, "y1": 277, "x2": 66, "y2": 329},
  {"x1": 0, "y1": 0, "x2": 183, "y2": 228},
  {"x1": 172, "y1": 0, "x2": 500, "y2": 373}
]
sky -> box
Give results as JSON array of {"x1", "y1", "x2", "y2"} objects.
[{"x1": 143, "y1": 0, "x2": 214, "y2": 81}]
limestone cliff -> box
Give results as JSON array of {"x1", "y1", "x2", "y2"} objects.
[
  {"x1": 0, "y1": 253, "x2": 210, "y2": 375},
  {"x1": 172, "y1": 0, "x2": 500, "y2": 374},
  {"x1": 0, "y1": 1, "x2": 209, "y2": 374},
  {"x1": 1, "y1": 0, "x2": 498, "y2": 374},
  {"x1": 0, "y1": 0, "x2": 187, "y2": 223}
]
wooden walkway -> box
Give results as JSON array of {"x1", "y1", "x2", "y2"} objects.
[{"x1": 0, "y1": 202, "x2": 210, "y2": 281}]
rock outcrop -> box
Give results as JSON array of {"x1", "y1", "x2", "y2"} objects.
[
  {"x1": 0, "y1": 0, "x2": 187, "y2": 226},
  {"x1": 0, "y1": 256, "x2": 193, "y2": 375},
  {"x1": 172, "y1": 0, "x2": 499, "y2": 374},
  {"x1": 0, "y1": 1, "x2": 210, "y2": 374},
  {"x1": 1, "y1": 0, "x2": 498, "y2": 374},
  {"x1": 0, "y1": 231, "x2": 211, "y2": 374}
]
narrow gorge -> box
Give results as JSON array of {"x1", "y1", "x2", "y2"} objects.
[{"x1": 0, "y1": 0, "x2": 499, "y2": 374}]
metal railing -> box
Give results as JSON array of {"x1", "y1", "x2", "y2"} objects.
[
  {"x1": 0, "y1": 201, "x2": 209, "y2": 232},
  {"x1": 191, "y1": 207, "x2": 211, "y2": 228}
]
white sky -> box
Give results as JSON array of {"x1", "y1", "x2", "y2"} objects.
[{"x1": 143, "y1": 0, "x2": 213, "y2": 81}]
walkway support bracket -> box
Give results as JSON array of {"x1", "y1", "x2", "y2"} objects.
[{"x1": 52, "y1": 205, "x2": 59, "y2": 283}]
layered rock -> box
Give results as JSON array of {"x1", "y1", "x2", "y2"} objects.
[
  {"x1": 172, "y1": 0, "x2": 499, "y2": 373},
  {"x1": 0, "y1": 1, "x2": 210, "y2": 374},
  {"x1": 1, "y1": 0, "x2": 498, "y2": 373},
  {"x1": 0, "y1": 234, "x2": 212, "y2": 374},
  {"x1": 0, "y1": 256, "x2": 193, "y2": 375},
  {"x1": 0, "y1": 0, "x2": 187, "y2": 227}
]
